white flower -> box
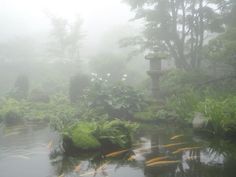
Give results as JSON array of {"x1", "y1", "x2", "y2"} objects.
[
  {"x1": 106, "y1": 73, "x2": 111, "y2": 77},
  {"x1": 122, "y1": 78, "x2": 126, "y2": 81},
  {"x1": 123, "y1": 74, "x2": 128, "y2": 77},
  {"x1": 99, "y1": 78, "x2": 103, "y2": 81},
  {"x1": 91, "y1": 73, "x2": 98, "y2": 77}
]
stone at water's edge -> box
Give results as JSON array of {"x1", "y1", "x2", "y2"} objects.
[{"x1": 192, "y1": 112, "x2": 208, "y2": 129}]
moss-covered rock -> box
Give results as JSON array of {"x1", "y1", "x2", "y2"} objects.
[
  {"x1": 63, "y1": 122, "x2": 101, "y2": 151},
  {"x1": 62, "y1": 120, "x2": 138, "y2": 152}
]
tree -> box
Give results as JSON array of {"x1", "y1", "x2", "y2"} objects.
[
  {"x1": 206, "y1": 1, "x2": 236, "y2": 76},
  {"x1": 9, "y1": 75, "x2": 29, "y2": 100},
  {"x1": 124, "y1": 0, "x2": 229, "y2": 70},
  {"x1": 48, "y1": 15, "x2": 84, "y2": 62}
]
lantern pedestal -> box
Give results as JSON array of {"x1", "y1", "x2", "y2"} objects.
[{"x1": 146, "y1": 54, "x2": 162, "y2": 99}]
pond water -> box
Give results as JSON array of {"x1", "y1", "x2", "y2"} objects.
[{"x1": 1, "y1": 123, "x2": 236, "y2": 177}]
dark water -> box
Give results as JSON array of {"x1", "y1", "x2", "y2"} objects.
[{"x1": 1, "y1": 123, "x2": 236, "y2": 177}]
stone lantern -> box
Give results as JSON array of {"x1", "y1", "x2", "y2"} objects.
[{"x1": 145, "y1": 53, "x2": 162, "y2": 99}]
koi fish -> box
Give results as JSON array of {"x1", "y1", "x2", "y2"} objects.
[
  {"x1": 172, "y1": 147, "x2": 201, "y2": 154},
  {"x1": 145, "y1": 156, "x2": 169, "y2": 164},
  {"x1": 146, "y1": 160, "x2": 181, "y2": 167},
  {"x1": 128, "y1": 155, "x2": 136, "y2": 161},
  {"x1": 96, "y1": 162, "x2": 109, "y2": 171},
  {"x1": 170, "y1": 134, "x2": 184, "y2": 140},
  {"x1": 80, "y1": 169, "x2": 113, "y2": 177},
  {"x1": 74, "y1": 164, "x2": 81, "y2": 172},
  {"x1": 105, "y1": 149, "x2": 129, "y2": 157}
]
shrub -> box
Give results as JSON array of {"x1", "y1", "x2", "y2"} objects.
[
  {"x1": 0, "y1": 94, "x2": 78, "y2": 126},
  {"x1": 80, "y1": 74, "x2": 146, "y2": 120},
  {"x1": 0, "y1": 98, "x2": 24, "y2": 125},
  {"x1": 197, "y1": 96, "x2": 236, "y2": 135},
  {"x1": 165, "y1": 89, "x2": 201, "y2": 122}
]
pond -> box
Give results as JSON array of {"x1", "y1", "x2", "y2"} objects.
[{"x1": 0, "y1": 123, "x2": 236, "y2": 177}]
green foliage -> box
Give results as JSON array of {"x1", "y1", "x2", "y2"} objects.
[
  {"x1": 0, "y1": 98, "x2": 24, "y2": 125},
  {"x1": 197, "y1": 97, "x2": 236, "y2": 134},
  {"x1": 124, "y1": 0, "x2": 226, "y2": 69},
  {"x1": 207, "y1": 27, "x2": 236, "y2": 76},
  {"x1": 62, "y1": 120, "x2": 138, "y2": 151},
  {"x1": 133, "y1": 99, "x2": 181, "y2": 122},
  {"x1": 160, "y1": 69, "x2": 210, "y2": 96},
  {"x1": 64, "y1": 122, "x2": 101, "y2": 150},
  {"x1": 96, "y1": 119, "x2": 138, "y2": 148},
  {"x1": 80, "y1": 75, "x2": 146, "y2": 120},
  {"x1": 166, "y1": 89, "x2": 201, "y2": 122},
  {"x1": 0, "y1": 94, "x2": 78, "y2": 127}
]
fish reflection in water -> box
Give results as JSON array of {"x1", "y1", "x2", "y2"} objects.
[
  {"x1": 173, "y1": 147, "x2": 201, "y2": 154},
  {"x1": 170, "y1": 134, "x2": 184, "y2": 140},
  {"x1": 146, "y1": 160, "x2": 181, "y2": 167}
]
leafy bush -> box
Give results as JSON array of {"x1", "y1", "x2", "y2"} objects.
[
  {"x1": 96, "y1": 119, "x2": 138, "y2": 148},
  {"x1": 197, "y1": 96, "x2": 236, "y2": 134},
  {"x1": 80, "y1": 74, "x2": 146, "y2": 120},
  {"x1": 160, "y1": 69, "x2": 209, "y2": 97},
  {"x1": 0, "y1": 94, "x2": 78, "y2": 127},
  {"x1": 134, "y1": 101, "x2": 179, "y2": 122},
  {"x1": 0, "y1": 98, "x2": 24, "y2": 125},
  {"x1": 165, "y1": 88, "x2": 202, "y2": 122}
]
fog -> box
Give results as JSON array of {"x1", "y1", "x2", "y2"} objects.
[
  {"x1": 0, "y1": 0, "x2": 135, "y2": 52},
  {"x1": 0, "y1": 0, "x2": 148, "y2": 95},
  {"x1": 1, "y1": 1, "x2": 236, "y2": 177}
]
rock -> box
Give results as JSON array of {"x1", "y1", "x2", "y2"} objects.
[{"x1": 192, "y1": 112, "x2": 208, "y2": 129}]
